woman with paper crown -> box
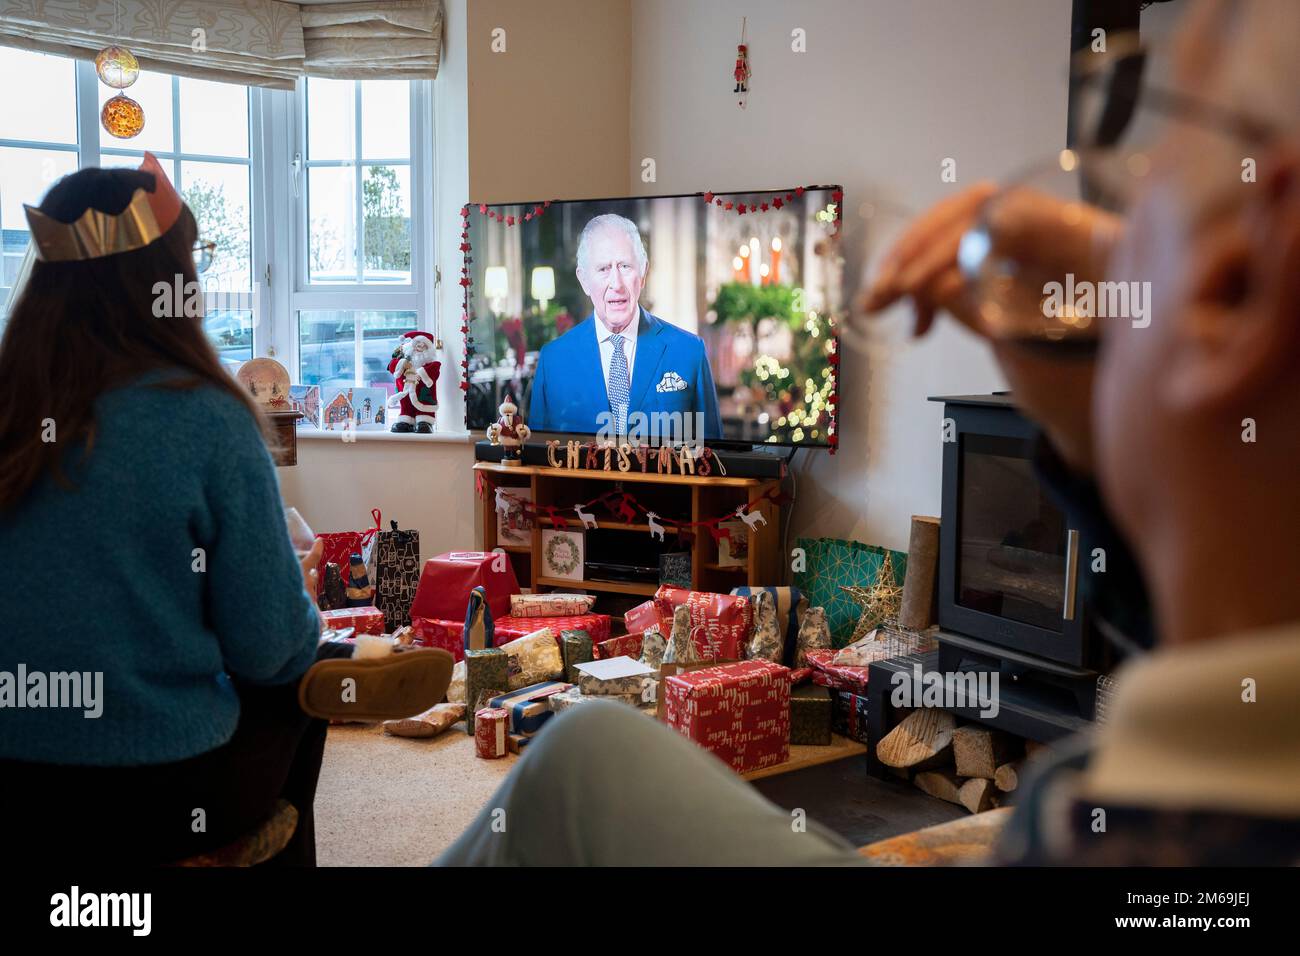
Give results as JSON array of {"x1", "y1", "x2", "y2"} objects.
[{"x1": 0, "y1": 157, "x2": 451, "y2": 865}]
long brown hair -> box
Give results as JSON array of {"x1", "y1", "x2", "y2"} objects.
[{"x1": 0, "y1": 166, "x2": 265, "y2": 512}]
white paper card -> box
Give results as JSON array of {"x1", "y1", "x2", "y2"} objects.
[{"x1": 574, "y1": 656, "x2": 655, "y2": 680}]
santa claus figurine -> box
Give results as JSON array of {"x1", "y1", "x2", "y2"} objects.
[
  {"x1": 485, "y1": 395, "x2": 531, "y2": 465},
  {"x1": 388, "y1": 330, "x2": 440, "y2": 433}
]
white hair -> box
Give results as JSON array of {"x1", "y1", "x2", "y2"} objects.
[{"x1": 576, "y1": 214, "x2": 648, "y2": 276}]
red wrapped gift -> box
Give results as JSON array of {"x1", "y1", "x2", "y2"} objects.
[
  {"x1": 410, "y1": 617, "x2": 466, "y2": 661},
  {"x1": 409, "y1": 552, "x2": 520, "y2": 622},
  {"x1": 624, "y1": 599, "x2": 665, "y2": 635},
  {"x1": 493, "y1": 613, "x2": 611, "y2": 647},
  {"x1": 804, "y1": 649, "x2": 871, "y2": 696},
  {"x1": 654, "y1": 587, "x2": 753, "y2": 662},
  {"x1": 662, "y1": 660, "x2": 790, "y2": 774},
  {"x1": 320, "y1": 606, "x2": 385, "y2": 635},
  {"x1": 595, "y1": 633, "x2": 643, "y2": 660}
]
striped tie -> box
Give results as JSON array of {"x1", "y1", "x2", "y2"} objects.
[{"x1": 607, "y1": 332, "x2": 631, "y2": 435}]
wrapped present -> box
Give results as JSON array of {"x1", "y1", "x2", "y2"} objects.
[
  {"x1": 639, "y1": 628, "x2": 667, "y2": 669},
  {"x1": 661, "y1": 660, "x2": 790, "y2": 774},
  {"x1": 576, "y1": 665, "x2": 657, "y2": 698},
  {"x1": 745, "y1": 590, "x2": 784, "y2": 663},
  {"x1": 831, "y1": 691, "x2": 870, "y2": 744},
  {"x1": 410, "y1": 551, "x2": 519, "y2": 622},
  {"x1": 457, "y1": 648, "x2": 509, "y2": 733},
  {"x1": 320, "y1": 606, "x2": 385, "y2": 635},
  {"x1": 789, "y1": 667, "x2": 814, "y2": 686},
  {"x1": 489, "y1": 681, "x2": 573, "y2": 737},
  {"x1": 792, "y1": 537, "x2": 907, "y2": 647},
  {"x1": 507, "y1": 733, "x2": 531, "y2": 755},
  {"x1": 654, "y1": 587, "x2": 753, "y2": 662},
  {"x1": 625, "y1": 599, "x2": 666, "y2": 635},
  {"x1": 595, "y1": 633, "x2": 643, "y2": 661},
  {"x1": 790, "y1": 685, "x2": 833, "y2": 745},
  {"x1": 474, "y1": 707, "x2": 510, "y2": 759},
  {"x1": 795, "y1": 606, "x2": 832, "y2": 666},
  {"x1": 498, "y1": 629, "x2": 563, "y2": 689},
  {"x1": 509, "y1": 593, "x2": 596, "y2": 618},
  {"x1": 493, "y1": 612, "x2": 610, "y2": 646},
  {"x1": 560, "y1": 630, "x2": 594, "y2": 683},
  {"x1": 730, "y1": 586, "x2": 808, "y2": 667},
  {"x1": 548, "y1": 686, "x2": 641, "y2": 713},
  {"x1": 805, "y1": 648, "x2": 871, "y2": 696},
  {"x1": 383, "y1": 702, "x2": 465, "y2": 739},
  {"x1": 410, "y1": 616, "x2": 467, "y2": 660}
]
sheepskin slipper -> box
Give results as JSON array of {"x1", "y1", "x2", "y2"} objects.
[{"x1": 298, "y1": 647, "x2": 454, "y2": 722}]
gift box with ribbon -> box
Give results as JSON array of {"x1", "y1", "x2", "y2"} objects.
[
  {"x1": 831, "y1": 691, "x2": 870, "y2": 744},
  {"x1": 488, "y1": 681, "x2": 573, "y2": 737},
  {"x1": 594, "y1": 633, "x2": 643, "y2": 661}
]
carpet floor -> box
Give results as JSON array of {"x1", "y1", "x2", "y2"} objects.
[{"x1": 314, "y1": 722, "x2": 941, "y2": 865}]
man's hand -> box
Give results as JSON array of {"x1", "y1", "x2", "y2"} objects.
[{"x1": 860, "y1": 182, "x2": 1122, "y2": 474}]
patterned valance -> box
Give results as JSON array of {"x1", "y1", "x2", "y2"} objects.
[{"x1": 0, "y1": 0, "x2": 442, "y2": 89}]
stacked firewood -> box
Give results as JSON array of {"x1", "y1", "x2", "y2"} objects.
[{"x1": 876, "y1": 711, "x2": 1046, "y2": 813}]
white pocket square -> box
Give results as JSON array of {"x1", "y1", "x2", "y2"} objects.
[{"x1": 656, "y1": 371, "x2": 688, "y2": 393}]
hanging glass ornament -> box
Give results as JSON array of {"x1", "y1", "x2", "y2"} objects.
[
  {"x1": 101, "y1": 94, "x2": 145, "y2": 139},
  {"x1": 95, "y1": 45, "x2": 139, "y2": 89}
]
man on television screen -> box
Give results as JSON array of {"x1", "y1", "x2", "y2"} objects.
[{"x1": 527, "y1": 214, "x2": 722, "y2": 441}]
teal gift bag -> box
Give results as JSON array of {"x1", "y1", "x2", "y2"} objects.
[{"x1": 793, "y1": 537, "x2": 908, "y2": 647}]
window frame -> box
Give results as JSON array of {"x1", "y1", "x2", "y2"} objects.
[
  {"x1": 1, "y1": 50, "x2": 443, "y2": 424},
  {"x1": 277, "y1": 77, "x2": 435, "y2": 392}
]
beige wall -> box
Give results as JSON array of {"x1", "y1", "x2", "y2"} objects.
[
  {"x1": 628, "y1": 0, "x2": 1074, "y2": 552},
  {"x1": 468, "y1": 0, "x2": 632, "y2": 202}
]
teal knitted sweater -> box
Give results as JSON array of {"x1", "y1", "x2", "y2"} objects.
[{"x1": 0, "y1": 377, "x2": 320, "y2": 766}]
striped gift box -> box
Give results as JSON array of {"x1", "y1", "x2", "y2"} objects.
[
  {"x1": 729, "y1": 586, "x2": 808, "y2": 667},
  {"x1": 488, "y1": 681, "x2": 574, "y2": 737}
]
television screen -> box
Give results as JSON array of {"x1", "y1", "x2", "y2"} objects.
[{"x1": 463, "y1": 186, "x2": 843, "y2": 447}]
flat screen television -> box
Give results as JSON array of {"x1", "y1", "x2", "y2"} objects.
[{"x1": 462, "y1": 186, "x2": 843, "y2": 448}]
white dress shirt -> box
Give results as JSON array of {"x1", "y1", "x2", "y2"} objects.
[{"x1": 595, "y1": 312, "x2": 639, "y2": 394}]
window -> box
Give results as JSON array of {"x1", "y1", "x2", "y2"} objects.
[
  {"x1": 293, "y1": 78, "x2": 427, "y2": 389},
  {"x1": 0, "y1": 49, "x2": 79, "y2": 312},
  {"x1": 99, "y1": 73, "x2": 256, "y2": 367},
  {"x1": 0, "y1": 48, "x2": 440, "y2": 424}
]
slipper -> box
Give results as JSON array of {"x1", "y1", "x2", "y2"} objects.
[{"x1": 298, "y1": 647, "x2": 454, "y2": 722}]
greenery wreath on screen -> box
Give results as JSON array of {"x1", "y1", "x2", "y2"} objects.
[{"x1": 546, "y1": 535, "x2": 580, "y2": 576}]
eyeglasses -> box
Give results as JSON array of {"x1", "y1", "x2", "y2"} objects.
[
  {"x1": 193, "y1": 240, "x2": 216, "y2": 274},
  {"x1": 954, "y1": 33, "x2": 1277, "y2": 352}
]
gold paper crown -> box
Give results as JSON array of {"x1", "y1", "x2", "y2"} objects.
[{"x1": 22, "y1": 152, "x2": 183, "y2": 263}]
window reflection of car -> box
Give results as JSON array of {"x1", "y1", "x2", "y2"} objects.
[
  {"x1": 204, "y1": 309, "x2": 253, "y2": 362},
  {"x1": 297, "y1": 300, "x2": 416, "y2": 387}
]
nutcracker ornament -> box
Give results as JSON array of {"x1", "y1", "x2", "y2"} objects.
[
  {"x1": 387, "y1": 330, "x2": 440, "y2": 433},
  {"x1": 733, "y1": 43, "x2": 750, "y2": 106},
  {"x1": 485, "y1": 395, "x2": 531, "y2": 465}
]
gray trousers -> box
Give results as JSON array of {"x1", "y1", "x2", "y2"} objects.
[{"x1": 436, "y1": 700, "x2": 866, "y2": 866}]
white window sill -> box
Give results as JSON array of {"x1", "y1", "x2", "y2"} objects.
[{"x1": 296, "y1": 429, "x2": 474, "y2": 444}]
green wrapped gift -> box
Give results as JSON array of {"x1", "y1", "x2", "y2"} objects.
[
  {"x1": 464, "y1": 648, "x2": 509, "y2": 735},
  {"x1": 792, "y1": 537, "x2": 907, "y2": 647},
  {"x1": 560, "y1": 629, "x2": 594, "y2": 683},
  {"x1": 789, "y1": 684, "x2": 833, "y2": 745}
]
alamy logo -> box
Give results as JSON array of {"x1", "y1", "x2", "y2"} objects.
[
  {"x1": 889, "y1": 664, "x2": 1000, "y2": 718},
  {"x1": 50, "y1": 886, "x2": 151, "y2": 936},
  {"x1": 1042, "y1": 273, "x2": 1151, "y2": 329},
  {"x1": 0, "y1": 665, "x2": 103, "y2": 718}
]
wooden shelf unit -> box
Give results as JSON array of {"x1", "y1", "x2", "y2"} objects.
[{"x1": 476, "y1": 461, "x2": 782, "y2": 600}]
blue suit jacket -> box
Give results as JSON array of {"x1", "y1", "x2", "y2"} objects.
[{"x1": 527, "y1": 309, "x2": 722, "y2": 440}]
